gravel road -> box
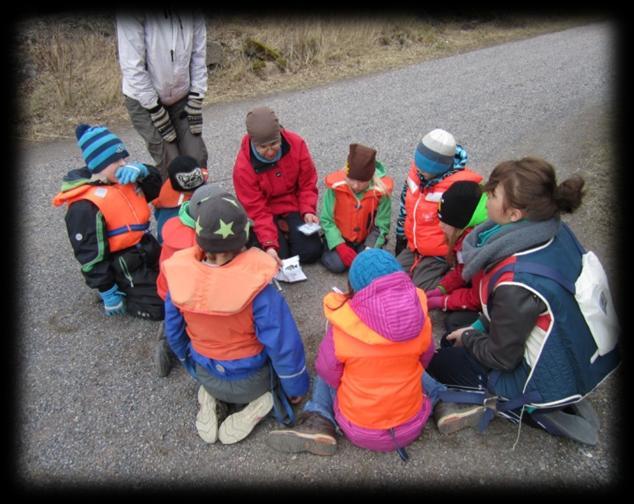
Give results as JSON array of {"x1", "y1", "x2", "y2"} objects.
[{"x1": 16, "y1": 22, "x2": 622, "y2": 493}]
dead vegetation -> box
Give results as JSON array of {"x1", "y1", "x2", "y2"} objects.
[{"x1": 14, "y1": 14, "x2": 595, "y2": 142}]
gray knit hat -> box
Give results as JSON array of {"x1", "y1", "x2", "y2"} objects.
[
  {"x1": 187, "y1": 184, "x2": 226, "y2": 221},
  {"x1": 195, "y1": 191, "x2": 250, "y2": 253}
]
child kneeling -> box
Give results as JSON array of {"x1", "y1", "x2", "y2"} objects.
[{"x1": 161, "y1": 191, "x2": 309, "y2": 444}]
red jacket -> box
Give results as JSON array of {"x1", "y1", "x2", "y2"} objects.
[
  {"x1": 437, "y1": 231, "x2": 483, "y2": 312},
  {"x1": 232, "y1": 129, "x2": 318, "y2": 251}
]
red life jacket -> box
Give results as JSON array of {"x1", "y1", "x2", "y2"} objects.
[
  {"x1": 52, "y1": 183, "x2": 151, "y2": 253},
  {"x1": 325, "y1": 170, "x2": 394, "y2": 244},
  {"x1": 403, "y1": 162, "x2": 482, "y2": 256},
  {"x1": 161, "y1": 246, "x2": 278, "y2": 360},
  {"x1": 326, "y1": 289, "x2": 432, "y2": 429}
]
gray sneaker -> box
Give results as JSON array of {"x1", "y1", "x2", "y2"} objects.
[
  {"x1": 218, "y1": 391, "x2": 274, "y2": 444},
  {"x1": 434, "y1": 401, "x2": 486, "y2": 434},
  {"x1": 266, "y1": 411, "x2": 337, "y2": 456},
  {"x1": 196, "y1": 386, "x2": 220, "y2": 443}
]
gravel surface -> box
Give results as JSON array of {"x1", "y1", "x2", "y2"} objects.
[{"x1": 16, "y1": 22, "x2": 622, "y2": 493}]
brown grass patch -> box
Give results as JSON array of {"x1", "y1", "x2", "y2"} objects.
[{"x1": 14, "y1": 14, "x2": 597, "y2": 142}]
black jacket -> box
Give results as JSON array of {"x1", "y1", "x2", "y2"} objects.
[{"x1": 63, "y1": 165, "x2": 162, "y2": 291}]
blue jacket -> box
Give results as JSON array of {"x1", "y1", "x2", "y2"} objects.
[
  {"x1": 164, "y1": 284, "x2": 309, "y2": 398},
  {"x1": 480, "y1": 223, "x2": 620, "y2": 407}
]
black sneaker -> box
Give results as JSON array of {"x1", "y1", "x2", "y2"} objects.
[
  {"x1": 434, "y1": 401, "x2": 486, "y2": 434},
  {"x1": 266, "y1": 412, "x2": 337, "y2": 456},
  {"x1": 153, "y1": 322, "x2": 174, "y2": 378}
]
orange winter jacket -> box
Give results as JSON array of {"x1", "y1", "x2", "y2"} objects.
[
  {"x1": 161, "y1": 246, "x2": 278, "y2": 360},
  {"x1": 403, "y1": 162, "x2": 482, "y2": 256},
  {"x1": 52, "y1": 182, "x2": 150, "y2": 253},
  {"x1": 326, "y1": 288, "x2": 432, "y2": 429},
  {"x1": 324, "y1": 170, "x2": 394, "y2": 244}
]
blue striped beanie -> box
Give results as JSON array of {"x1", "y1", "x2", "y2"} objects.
[
  {"x1": 414, "y1": 128, "x2": 457, "y2": 175},
  {"x1": 75, "y1": 124, "x2": 129, "y2": 173}
]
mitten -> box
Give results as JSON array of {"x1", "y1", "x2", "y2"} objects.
[
  {"x1": 148, "y1": 103, "x2": 177, "y2": 142},
  {"x1": 394, "y1": 235, "x2": 408, "y2": 256},
  {"x1": 335, "y1": 243, "x2": 357, "y2": 268},
  {"x1": 98, "y1": 285, "x2": 126, "y2": 316},
  {"x1": 427, "y1": 295, "x2": 448, "y2": 311},
  {"x1": 185, "y1": 93, "x2": 203, "y2": 135},
  {"x1": 426, "y1": 288, "x2": 444, "y2": 299},
  {"x1": 115, "y1": 162, "x2": 149, "y2": 184}
]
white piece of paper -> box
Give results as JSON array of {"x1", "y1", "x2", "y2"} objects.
[
  {"x1": 274, "y1": 255, "x2": 308, "y2": 283},
  {"x1": 297, "y1": 222, "x2": 321, "y2": 235}
]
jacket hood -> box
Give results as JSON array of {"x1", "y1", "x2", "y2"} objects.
[{"x1": 325, "y1": 271, "x2": 424, "y2": 344}]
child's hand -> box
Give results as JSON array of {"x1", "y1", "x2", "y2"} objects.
[
  {"x1": 303, "y1": 212, "x2": 319, "y2": 224},
  {"x1": 427, "y1": 295, "x2": 447, "y2": 311},
  {"x1": 335, "y1": 243, "x2": 357, "y2": 268},
  {"x1": 116, "y1": 163, "x2": 148, "y2": 184}
]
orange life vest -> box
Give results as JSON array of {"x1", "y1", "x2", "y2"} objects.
[
  {"x1": 151, "y1": 168, "x2": 208, "y2": 209},
  {"x1": 325, "y1": 170, "x2": 394, "y2": 244},
  {"x1": 52, "y1": 182, "x2": 151, "y2": 253},
  {"x1": 325, "y1": 289, "x2": 432, "y2": 430},
  {"x1": 161, "y1": 246, "x2": 278, "y2": 360},
  {"x1": 403, "y1": 162, "x2": 482, "y2": 256}
]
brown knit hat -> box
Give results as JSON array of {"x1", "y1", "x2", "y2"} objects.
[
  {"x1": 345, "y1": 143, "x2": 377, "y2": 182},
  {"x1": 245, "y1": 106, "x2": 281, "y2": 145}
]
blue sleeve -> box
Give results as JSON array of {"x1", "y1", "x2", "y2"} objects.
[
  {"x1": 164, "y1": 292, "x2": 195, "y2": 376},
  {"x1": 252, "y1": 284, "x2": 309, "y2": 397}
]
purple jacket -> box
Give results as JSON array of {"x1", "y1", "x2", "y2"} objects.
[{"x1": 316, "y1": 271, "x2": 433, "y2": 452}]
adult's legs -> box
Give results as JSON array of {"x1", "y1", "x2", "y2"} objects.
[
  {"x1": 281, "y1": 212, "x2": 323, "y2": 264},
  {"x1": 166, "y1": 97, "x2": 208, "y2": 168},
  {"x1": 124, "y1": 96, "x2": 179, "y2": 180}
]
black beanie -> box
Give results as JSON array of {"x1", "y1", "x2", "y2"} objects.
[
  {"x1": 195, "y1": 192, "x2": 250, "y2": 253},
  {"x1": 438, "y1": 181, "x2": 483, "y2": 229},
  {"x1": 168, "y1": 155, "x2": 206, "y2": 192}
]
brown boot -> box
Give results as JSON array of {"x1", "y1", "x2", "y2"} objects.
[{"x1": 266, "y1": 412, "x2": 337, "y2": 456}]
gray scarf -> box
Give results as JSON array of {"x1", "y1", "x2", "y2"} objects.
[{"x1": 461, "y1": 218, "x2": 561, "y2": 282}]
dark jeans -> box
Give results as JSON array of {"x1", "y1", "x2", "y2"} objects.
[
  {"x1": 427, "y1": 310, "x2": 486, "y2": 389},
  {"x1": 249, "y1": 211, "x2": 323, "y2": 264}
]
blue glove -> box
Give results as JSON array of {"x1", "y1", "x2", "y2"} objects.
[
  {"x1": 98, "y1": 284, "x2": 127, "y2": 316},
  {"x1": 115, "y1": 163, "x2": 149, "y2": 184}
]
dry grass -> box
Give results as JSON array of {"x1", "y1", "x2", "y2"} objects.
[{"x1": 14, "y1": 14, "x2": 597, "y2": 142}]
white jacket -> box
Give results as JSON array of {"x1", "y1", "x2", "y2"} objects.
[{"x1": 116, "y1": 10, "x2": 208, "y2": 109}]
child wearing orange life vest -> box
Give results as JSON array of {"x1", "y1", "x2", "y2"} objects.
[
  {"x1": 52, "y1": 124, "x2": 163, "y2": 320},
  {"x1": 320, "y1": 143, "x2": 393, "y2": 273},
  {"x1": 267, "y1": 249, "x2": 434, "y2": 459},
  {"x1": 425, "y1": 181, "x2": 488, "y2": 323},
  {"x1": 161, "y1": 191, "x2": 309, "y2": 445},
  {"x1": 395, "y1": 128, "x2": 483, "y2": 291},
  {"x1": 153, "y1": 183, "x2": 224, "y2": 378},
  {"x1": 151, "y1": 155, "x2": 208, "y2": 245}
]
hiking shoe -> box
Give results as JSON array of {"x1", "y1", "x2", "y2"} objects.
[
  {"x1": 434, "y1": 401, "x2": 486, "y2": 434},
  {"x1": 196, "y1": 386, "x2": 221, "y2": 443},
  {"x1": 266, "y1": 411, "x2": 337, "y2": 456},
  {"x1": 218, "y1": 391, "x2": 274, "y2": 444},
  {"x1": 153, "y1": 322, "x2": 174, "y2": 378}
]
